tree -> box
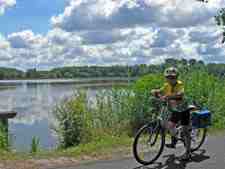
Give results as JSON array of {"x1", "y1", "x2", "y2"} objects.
[
  {"x1": 189, "y1": 59, "x2": 197, "y2": 66},
  {"x1": 215, "y1": 8, "x2": 225, "y2": 43},
  {"x1": 26, "y1": 69, "x2": 39, "y2": 79},
  {"x1": 165, "y1": 58, "x2": 177, "y2": 66},
  {"x1": 180, "y1": 58, "x2": 188, "y2": 66},
  {"x1": 0, "y1": 72, "x2": 4, "y2": 80}
]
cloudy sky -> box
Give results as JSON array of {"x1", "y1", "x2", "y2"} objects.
[{"x1": 0, "y1": 0, "x2": 225, "y2": 70}]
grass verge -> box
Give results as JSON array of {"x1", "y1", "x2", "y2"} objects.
[
  {"x1": 0, "y1": 128, "x2": 224, "y2": 162},
  {"x1": 0, "y1": 134, "x2": 133, "y2": 161}
]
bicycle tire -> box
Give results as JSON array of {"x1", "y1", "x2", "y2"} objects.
[
  {"x1": 191, "y1": 127, "x2": 207, "y2": 152},
  {"x1": 133, "y1": 122, "x2": 165, "y2": 165}
]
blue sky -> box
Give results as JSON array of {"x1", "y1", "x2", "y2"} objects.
[
  {"x1": 0, "y1": 0, "x2": 225, "y2": 70},
  {"x1": 0, "y1": 0, "x2": 66, "y2": 35}
]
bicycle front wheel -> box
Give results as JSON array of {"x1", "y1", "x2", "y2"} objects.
[
  {"x1": 133, "y1": 122, "x2": 165, "y2": 165},
  {"x1": 190, "y1": 127, "x2": 207, "y2": 152}
]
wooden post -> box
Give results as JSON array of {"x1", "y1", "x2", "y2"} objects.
[{"x1": 0, "y1": 111, "x2": 17, "y2": 148}]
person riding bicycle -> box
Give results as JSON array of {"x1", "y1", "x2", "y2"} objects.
[{"x1": 151, "y1": 67, "x2": 191, "y2": 160}]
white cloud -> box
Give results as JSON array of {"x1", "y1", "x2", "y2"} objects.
[
  {"x1": 51, "y1": 0, "x2": 225, "y2": 31},
  {"x1": 1, "y1": 23, "x2": 225, "y2": 70},
  {"x1": 0, "y1": 0, "x2": 16, "y2": 15},
  {"x1": 47, "y1": 28, "x2": 82, "y2": 45},
  {"x1": 1, "y1": 0, "x2": 225, "y2": 70},
  {"x1": 7, "y1": 30, "x2": 48, "y2": 49}
]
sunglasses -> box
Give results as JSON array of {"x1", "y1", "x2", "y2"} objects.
[{"x1": 166, "y1": 76, "x2": 177, "y2": 79}]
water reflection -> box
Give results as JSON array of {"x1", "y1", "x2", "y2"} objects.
[{"x1": 0, "y1": 80, "x2": 121, "y2": 151}]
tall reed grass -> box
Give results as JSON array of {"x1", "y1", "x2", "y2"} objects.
[{"x1": 54, "y1": 70, "x2": 225, "y2": 148}]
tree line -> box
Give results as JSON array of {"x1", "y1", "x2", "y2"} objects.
[{"x1": 0, "y1": 58, "x2": 225, "y2": 80}]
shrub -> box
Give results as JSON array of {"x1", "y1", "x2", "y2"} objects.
[
  {"x1": 53, "y1": 90, "x2": 92, "y2": 148},
  {"x1": 131, "y1": 71, "x2": 225, "y2": 130},
  {"x1": 130, "y1": 73, "x2": 164, "y2": 133}
]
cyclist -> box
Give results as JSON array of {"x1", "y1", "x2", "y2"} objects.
[{"x1": 151, "y1": 67, "x2": 191, "y2": 160}]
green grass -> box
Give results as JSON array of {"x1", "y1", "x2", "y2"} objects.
[
  {"x1": 57, "y1": 134, "x2": 132, "y2": 158},
  {"x1": 0, "y1": 134, "x2": 133, "y2": 161},
  {"x1": 30, "y1": 136, "x2": 41, "y2": 154},
  {"x1": 0, "y1": 128, "x2": 224, "y2": 163},
  {"x1": 0, "y1": 125, "x2": 223, "y2": 165}
]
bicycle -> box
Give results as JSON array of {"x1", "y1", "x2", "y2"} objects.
[{"x1": 133, "y1": 97, "x2": 208, "y2": 165}]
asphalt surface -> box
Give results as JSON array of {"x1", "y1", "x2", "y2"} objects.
[{"x1": 56, "y1": 133, "x2": 225, "y2": 169}]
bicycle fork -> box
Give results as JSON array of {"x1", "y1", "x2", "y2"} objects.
[{"x1": 147, "y1": 121, "x2": 161, "y2": 146}]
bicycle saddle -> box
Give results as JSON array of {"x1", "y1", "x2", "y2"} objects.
[
  {"x1": 187, "y1": 105, "x2": 197, "y2": 111},
  {"x1": 170, "y1": 105, "x2": 197, "y2": 114}
]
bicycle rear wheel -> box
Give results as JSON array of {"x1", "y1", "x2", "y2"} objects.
[
  {"x1": 133, "y1": 122, "x2": 165, "y2": 165},
  {"x1": 190, "y1": 127, "x2": 207, "y2": 152}
]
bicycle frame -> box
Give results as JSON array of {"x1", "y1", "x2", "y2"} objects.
[
  {"x1": 150, "y1": 97, "x2": 171, "y2": 126},
  {"x1": 149, "y1": 97, "x2": 189, "y2": 142}
]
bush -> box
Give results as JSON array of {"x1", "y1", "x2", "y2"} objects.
[
  {"x1": 53, "y1": 90, "x2": 92, "y2": 148},
  {"x1": 131, "y1": 70, "x2": 225, "y2": 130},
  {"x1": 129, "y1": 73, "x2": 164, "y2": 133},
  {"x1": 181, "y1": 70, "x2": 225, "y2": 128}
]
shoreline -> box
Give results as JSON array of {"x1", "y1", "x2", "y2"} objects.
[{"x1": 0, "y1": 77, "x2": 138, "y2": 85}]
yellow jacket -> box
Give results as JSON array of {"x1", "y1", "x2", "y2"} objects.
[{"x1": 160, "y1": 80, "x2": 184, "y2": 96}]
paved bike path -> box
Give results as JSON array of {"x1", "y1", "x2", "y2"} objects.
[{"x1": 56, "y1": 134, "x2": 225, "y2": 169}]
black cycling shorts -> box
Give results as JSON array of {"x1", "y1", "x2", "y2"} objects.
[{"x1": 169, "y1": 109, "x2": 190, "y2": 126}]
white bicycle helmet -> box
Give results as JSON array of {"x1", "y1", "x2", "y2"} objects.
[{"x1": 164, "y1": 67, "x2": 179, "y2": 78}]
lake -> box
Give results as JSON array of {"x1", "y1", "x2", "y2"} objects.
[{"x1": 0, "y1": 78, "x2": 137, "y2": 151}]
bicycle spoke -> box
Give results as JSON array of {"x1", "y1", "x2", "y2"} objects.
[
  {"x1": 133, "y1": 124, "x2": 165, "y2": 165},
  {"x1": 191, "y1": 128, "x2": 207, "y2": 151}
]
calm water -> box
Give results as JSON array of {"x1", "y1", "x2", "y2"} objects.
[{"x1": 0, "y1": 78, "x2": 134, "y2": 151}]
